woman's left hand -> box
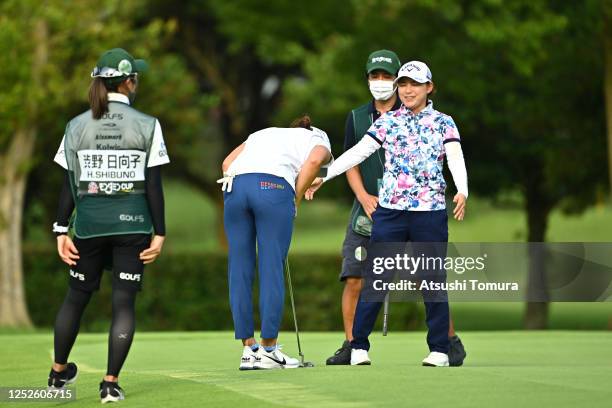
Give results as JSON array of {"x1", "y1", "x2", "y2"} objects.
[
  {"x1": 453, "y1": 193, "x2": 466, "y2": 221},
  {"x1": 140, "y1": 235, "x2": 166, "y2": 264}
]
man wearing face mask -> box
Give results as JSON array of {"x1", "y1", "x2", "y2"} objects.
[
  {"x1": 323, "y1": 50, "x2": 401, "y2": 365},
  {"x1": 324, "y1": 51, "x2": 466, "y2": 366}
]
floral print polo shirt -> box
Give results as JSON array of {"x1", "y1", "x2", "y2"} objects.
[{"x1": 366, "y1": 100, "x2": 461, "y2": 211}]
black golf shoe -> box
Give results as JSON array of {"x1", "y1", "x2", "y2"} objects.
[
  {"x1": 48, "y1": 362, "x2": 78, "y2": 389},
  {"x1": 100, "y1": 381, "x2": 125, "y2": 403},
  {"x1": 448, "y1": 335, "x2": 467, "y2": 366},
  {"x1": 326, "y1": 340, "x2": 352, "y2": 365}
]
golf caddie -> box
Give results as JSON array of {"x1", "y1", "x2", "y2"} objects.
[{"x1": 48, "y1": 48, "x2": 169, "y2": 403}]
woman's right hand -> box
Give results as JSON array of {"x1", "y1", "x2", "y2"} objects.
[
  {"x1": 453, "y1": 193, "x2": 466, "y2": 221},
  {"x1": 57, "y1": 235, "x2": 79, "y2": 266},
  {"x1": 357, "y1": 193, "x2": 378, "y2": 220},
  {"x1": 305, "y1": 177, "x2": 324, "y2": 200}
]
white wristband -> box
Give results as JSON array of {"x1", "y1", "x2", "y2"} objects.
[{"x1": 53, "y1": 222, "x2": 69, "y2": 234}]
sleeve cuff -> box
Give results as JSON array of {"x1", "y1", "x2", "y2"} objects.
[
  {"x1": 367, "y1": 132, "x2": 383, "y2": 145},
  {"x1": 53, "y1": 222, "x2": 69, "y2": 236}
]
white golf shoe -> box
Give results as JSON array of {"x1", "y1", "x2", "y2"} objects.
[
  {"x1": 422, "y1": 351, "x2": 449, "y2": 367},
  {"x1": 350, "y1": 349, "x2": 371, "y2": 365},
  {"x1": 239, "y1": 346, "x2": 258, "y2": 370},
  {"x1": 254, "y1": 346, "x2": 299, "y2": 369}
]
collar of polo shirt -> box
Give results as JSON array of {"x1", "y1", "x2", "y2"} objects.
[
  {"x1": 401, "y1": 100, "x2": 434, "y2": 116},
  {"x1": 108, "y1": 92, "x2": 130, "y2": 105}
]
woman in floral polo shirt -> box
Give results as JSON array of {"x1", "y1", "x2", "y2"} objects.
[{"x1": 307, "y1": 61, "x2": 468, "y2": 367}]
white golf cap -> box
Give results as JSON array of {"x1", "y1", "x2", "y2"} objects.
[{"x1": 395, "y1": 61, "x2": 432, "y2": 84}]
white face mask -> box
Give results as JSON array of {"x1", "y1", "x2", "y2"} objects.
[{"x1": 369, "y1": 80, "x2": 396, "y2": 101}]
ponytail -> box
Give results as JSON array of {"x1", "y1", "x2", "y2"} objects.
[
  {"x1": 290, "y1": 114, "x2": 312, "y2": 130},
  {"x1": 89, "y1": 77, "x2": 109, "y2": 120}
]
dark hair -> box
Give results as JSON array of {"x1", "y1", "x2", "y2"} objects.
[
  {"x1": 89, "y1": 77, "x2": 109, "y2": 119},
  {"x1": 428, "y1": 82, "x2": 437, "y2": 97},
  {"x1": 290, "y1": 115, "x2": 312, "y2": 130},
  {"x1": 88, "y1": 76, "x2": 130, "y2": 119}
]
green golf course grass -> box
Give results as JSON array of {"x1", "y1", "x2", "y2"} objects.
[{"x1": 2, "y1": 331, "x2": 611, "y2": 407}]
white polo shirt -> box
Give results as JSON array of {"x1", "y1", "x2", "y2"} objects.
[{"x1": 229, "y1": 127, "x2": 333, "y2": 191}]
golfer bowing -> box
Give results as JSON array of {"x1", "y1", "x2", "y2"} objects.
[{"x1": 218, "y1": 116, "x2": 332, "y2": 370}]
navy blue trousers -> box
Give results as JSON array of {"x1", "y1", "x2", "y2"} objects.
[
  {"x1": 224, "y1": 173, "x2": 295, "y2": 339},
  {"x1": 351, "y1": 207, "x2": 450, "y2": 353}
]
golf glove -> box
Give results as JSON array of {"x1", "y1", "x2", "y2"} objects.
[{"x1": 217, "y1": 172, "x2": 235, "y2": 192}]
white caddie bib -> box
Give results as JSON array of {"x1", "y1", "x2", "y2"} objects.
[{"x1": 77, "y1": 150, "x2": 146, "y2": 195}]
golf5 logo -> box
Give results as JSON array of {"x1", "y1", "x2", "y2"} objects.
[
  {"x1": 101, "y1": 113, "x2": 123, "y2": 120},
  {"x1": 119, "y1": 272, "x2": 141, "y2": 282},
  {"x1": 372, "y1": 57, "x2": 392, "y2": 64},
  {"x1": 69, "y1": 270, "x2": 85, "y2": 281},
  {"x1": 119, "y1": 214, "x2": 145, "y2": 223},
  {"x1": 158, "y1": 142, "x2": 168, "y2": 157}
]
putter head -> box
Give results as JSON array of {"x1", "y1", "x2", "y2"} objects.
[{"x1": 298, "y1": 354, "x2": 314, "y2": 368}]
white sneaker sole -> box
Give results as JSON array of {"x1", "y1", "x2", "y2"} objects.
[
  {"x1": 253, "y1": 362, "x2": 299, "y2": 369},
  {"x1": 350, "y1": 360, "x2": 371, "y2": 366},
  {"x1": 422, "y1": 360, "x2": 449, "y2": 367},
  {"x1": 101, "y1": 394, "x2": 125, "y2": 404},
  {"x1": 239, "y1": 364, "x2": 255, "y2": 371}
]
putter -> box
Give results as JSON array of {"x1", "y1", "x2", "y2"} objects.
[
  {"x1": 382, "y1": 292, "x2": 390, "y2": 336},
  {"x1": 285, "y1": 258, "x2": 314, "y2": 368}
]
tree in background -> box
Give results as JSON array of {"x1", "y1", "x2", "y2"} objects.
[
  {"x1": 5, "y1": 0, "x2": 608, "y2": 329},
  {"x1": 236, "y1": 0, "x2": 607, "y2": 328},
  {"x1": 604, "y1": 0, "x2": 612, "y2": 197},
  {"x1": 0, "y1": 0, "x2": 206, "y2": 327}
]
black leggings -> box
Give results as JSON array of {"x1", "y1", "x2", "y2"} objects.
[{"x1": 54, "y1": 287, "x2": 137, "y2": 377}]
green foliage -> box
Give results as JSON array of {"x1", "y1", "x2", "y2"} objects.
[
  {"x1": 6, "y1": 0, "x2": 214, "y2": 239},
  {"x1": 10, "y1": 0, "x2": 607, "y2": 231},
  {"x1": 209, "y1": 0, "x2": 353, "y2": 64},
  {"x1": 266, "y1": 0, "x2": 607, "y2": 215}
]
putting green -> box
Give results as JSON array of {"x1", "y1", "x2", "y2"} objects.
[{"x1": 2, "y1": 331, "x2": 611, "y2": 407}]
